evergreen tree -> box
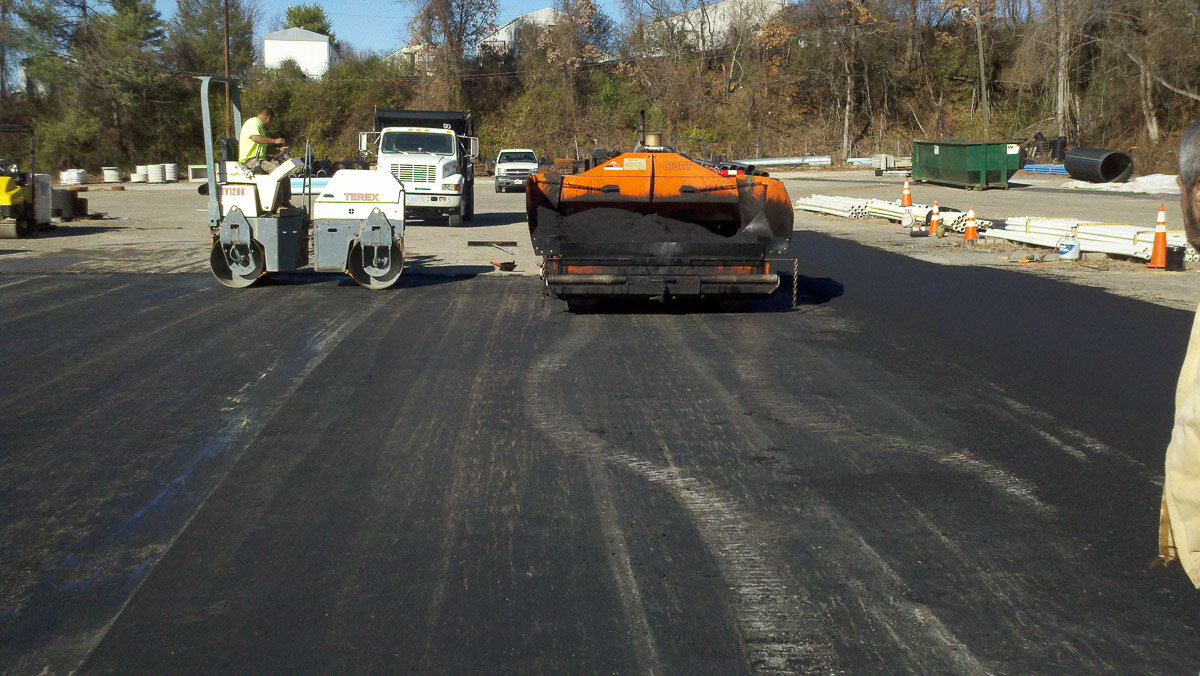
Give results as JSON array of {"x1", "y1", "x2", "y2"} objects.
[
  {"x1": 283, "y1": 3, "x2": 335, "y2": 42},
  {"x1": 169, "y1": 0, "x2": 258, "y2": 76}
]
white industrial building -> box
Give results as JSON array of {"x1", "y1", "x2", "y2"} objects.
[
  {"x1": 477, "y1": 7, "x2": 563, "y2": 55},
  {"x1": 263, "y1": 27, "x2": 340, "y2": 78},
  {"x1": 386, "y1": 43, "x2": 437, "y2": 74},
  {"x1": 650, "y1": 0, "x2": 786, "y2": 51}
]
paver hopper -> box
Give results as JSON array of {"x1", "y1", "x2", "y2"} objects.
[{"x1": 527, "y1": 129, "x2": 792, "y2": 301}]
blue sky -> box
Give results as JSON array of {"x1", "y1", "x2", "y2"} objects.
[{"x1": 153, "y1": 0, "x2": 624, "y2": 56}]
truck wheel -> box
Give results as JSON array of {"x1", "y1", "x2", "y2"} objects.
[
  {"x1": 447, "y1": 201, "x2": 464, "y2": 227},
  {"x1": 494, "y1": 180, "x2": 501, "y2": 193}
]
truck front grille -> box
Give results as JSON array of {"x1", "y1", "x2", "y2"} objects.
[{"x1": 391, "y1": 164, "x2": 437, "y2": 184}]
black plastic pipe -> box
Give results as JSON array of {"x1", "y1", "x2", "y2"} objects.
[{"x1": 1064, "y1": 147, "x2": 1134, "y2": 183}]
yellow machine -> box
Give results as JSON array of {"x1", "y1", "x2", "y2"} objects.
[{"x1": 0, "y1": 124, "x2": 37, "y2": 239}]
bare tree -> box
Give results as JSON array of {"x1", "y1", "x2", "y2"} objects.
[
  {"x1": 400, "y1": 0, "x2": 498, "y2": 108},
  {"x1": 943, "y1": 0, "x2": 995, "y2": 137}
]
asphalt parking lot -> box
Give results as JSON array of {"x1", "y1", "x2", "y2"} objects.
[{"x1": 2, "y1": 171, "x2": 1195, "y2": 309}]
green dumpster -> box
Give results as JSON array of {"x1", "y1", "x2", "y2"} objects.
[{"x1": 911, "y1": 139, "x2": 1023, "y2": 190}]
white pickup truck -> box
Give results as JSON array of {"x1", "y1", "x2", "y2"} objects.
[{"x1": 493, "y1": 149, "x2": 539, "y2": 193}]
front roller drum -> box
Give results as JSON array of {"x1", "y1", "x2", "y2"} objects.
[
  {"x1": 347, "y1": 241, "x2": 404, "y2": 289},
  {"x1": 210, "y1": 240, "x2": 265, "y2": 288}
]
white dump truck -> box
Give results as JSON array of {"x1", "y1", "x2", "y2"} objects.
[{"x1": 359, "y1": 110, "x2": 478, "y2": 226}]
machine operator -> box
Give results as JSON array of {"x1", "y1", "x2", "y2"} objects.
[{"x1": 238, "y1": 107, "x2": 288, "y2": 174}]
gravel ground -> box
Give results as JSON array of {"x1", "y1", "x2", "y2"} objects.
[
  {"x1": 775, "y1": 169, "x2": 1200, "y2": 311},
  {"x1": 3, "y1": 171, "x2": 1198, "y2": 311}
]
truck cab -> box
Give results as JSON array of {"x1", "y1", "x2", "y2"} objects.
[
  {"x1": 494, "y1": 148, "x2": 539, "y2": 193},
  {"x1": 361, "y1": 110, "x2": 478, "y2": 227}
]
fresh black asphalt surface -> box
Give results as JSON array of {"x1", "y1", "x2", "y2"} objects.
[{"x1": 1, "y1": 231, "x2": 1197, "y2": 673}]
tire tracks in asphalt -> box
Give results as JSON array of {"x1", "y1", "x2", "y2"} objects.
[
  {"x1": 655, "y1": 316, "x2": 988, "y2": 674},
  {"x1": 694, "y1": 311, "x2": 1137, "y2": 671},
  {"x1": 409, "y1": 288, "x2": 513, "y2": 670},
  {"x1": 525, "y1": 317, "x2": 838, "y2": 674},
  {"x1": 523, "y1": 318, "x2": 664, "y2": 674}
]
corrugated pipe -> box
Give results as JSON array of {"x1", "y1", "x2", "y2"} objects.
[{"x1": 1064, "y1": 148, "x2": 1134, "y2": 183}]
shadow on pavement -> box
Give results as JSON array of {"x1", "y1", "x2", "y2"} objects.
[
  {"x1": 36, "y1": 224, "x2": 126, "y2": 237},
  {"x1": 560, "y1": 274, "x2": 844, "y2": 315},
  {"x1": 406, "y1": 210, "x2": 527, "y2": 229},
  {"x1": 258, "y1": 256, "x2": 496, "y2": 289},
  {"x1": 402, "y1": 254, "x2": 494, "y2": 282}
]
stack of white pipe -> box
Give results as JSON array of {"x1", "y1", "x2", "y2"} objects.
[
  {"x1": 101, "y1": 167, "x2": 121, "y2": 183},
  {"x1": 793, "y1": 195, "x2": 873, "y2": 218},
  {"x1": 940, "y1": 209, "x2": 992, "y2": 233},
  {"x1": 864, "y1": 199, "x2": 932, "y2": 222},
  {"x1": 164, "y1": 163, "x2": 178, "y2": 182},
  {"x1": 59, "y1": 169, "x2": 86, "y2": 185},
  {"x1": 146, "y1": 164, "x2": 166, "y2": 184},
  {"x1": 990, "y1": 217, "x2": 1199, "y2": 261},
  {"x1": 795, "y1": 194, "x2": 991, "y2": 231},
  {"x1": 868, "y1": 200, "x2": 992, "y2": 231},
  {"x1": 741, "y1": 156, "x2": 833, "y2": 167}
]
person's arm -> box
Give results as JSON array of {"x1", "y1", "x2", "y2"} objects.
[{"x1": 249, "y1": 133, "x2": 285, "y2": 145}]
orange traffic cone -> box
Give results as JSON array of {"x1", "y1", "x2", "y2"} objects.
[
  {"x1": 963, "y1": 207, "x2": 979, "y2": 244},
  {"x1": 901, "y1": 178, "x2": 913, "y2": 207},
  {"x1": 1147, "y1": 203, "x2": 1169, "y2": 269},
  {"x1": 930, "y1": 201, "x2": 942, "y2": 237}
]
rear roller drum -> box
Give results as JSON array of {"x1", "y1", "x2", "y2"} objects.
[
  {"x1": 348, "y1": 242, "x2": 404, "y2": 290},
  {"x1": 210, "y1": 240, "x2": 265, "y2": 288}
]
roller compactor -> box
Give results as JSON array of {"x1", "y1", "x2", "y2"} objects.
[
  {"x1": 527, "y1": 127, "x2": 793, "y2": 301},
  {"x1": 199, "y1": 77, "x2": 404, "y2": 289},
  {"x1": 0, "y1": 124, "x2": 52, "y2": 239}
]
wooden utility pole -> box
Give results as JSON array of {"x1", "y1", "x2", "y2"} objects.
[
  {"x1": 973, "y1": 2, "x2": 990, "y2": 138},
  {"x1": 0, "y1": 1, "x2": 8, "y2": 107},
  {"x1": 223, "y1": 0, "x2": 232, "y2": 137}
]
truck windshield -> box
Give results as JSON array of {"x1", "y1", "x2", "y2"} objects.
[
  {"x1": 498, "y1": 151, "x2": 537, "y2": 163},
  {"x1": 380, "y1": 131, "x2": 455, "y2": 155}
]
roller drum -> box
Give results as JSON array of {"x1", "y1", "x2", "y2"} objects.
[{"x1": 210, "y1": 240, "x2": 265, "y2": 288}]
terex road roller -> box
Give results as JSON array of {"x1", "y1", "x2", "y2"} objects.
[
  {"x1": 199, "y1": 76, "x2": 405, "y2": 289},
  {"x1": 526, "y1": 117, "x2": 792, "y2": 301}
]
